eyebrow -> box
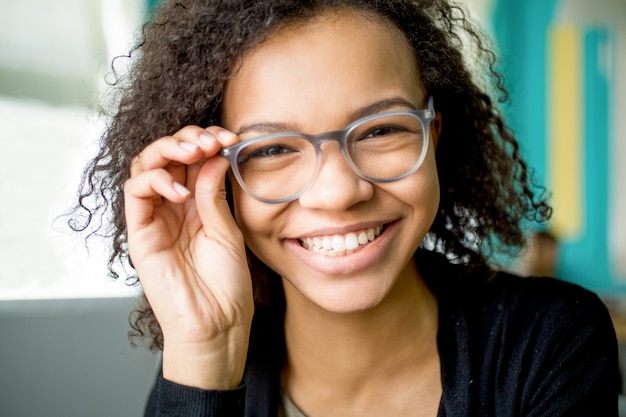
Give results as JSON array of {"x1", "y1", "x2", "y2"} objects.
[
  {"x1": 350, "y1": 97, "x2": 418, "y2": 120},
  {"x1": 235, "y1": 96, "x2": 419, "y2": 136}
]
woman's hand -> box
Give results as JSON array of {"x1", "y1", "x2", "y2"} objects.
[{"x1": 123, "y1": 126, "x2": 254, "y2": 390}]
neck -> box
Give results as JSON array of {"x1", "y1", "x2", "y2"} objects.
[{"x1": 281, "y1": 260, "x2": 439, "y2": 410}]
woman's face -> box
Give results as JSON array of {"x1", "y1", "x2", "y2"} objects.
[{"x1": 221, "y1": 11, "x2": 440, "y2": 313}]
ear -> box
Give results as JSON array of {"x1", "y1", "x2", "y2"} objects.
[{"x1": 431, "y1": 111, "x2": 442, "y2": 148}]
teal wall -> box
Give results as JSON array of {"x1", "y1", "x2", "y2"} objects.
[
  {"x1": 492, "y1": 0, "x2": 557, "y2": 188},
  {"x1": 491, "y1": 0, "x2": 624, "y2": 292}
]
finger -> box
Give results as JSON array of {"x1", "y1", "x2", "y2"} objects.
[
  {"x1": 203, "y1": 126, "x2": 240, "y2": 148},
  {"x1": 183, "y1": 127, "x2": 240, "y2": 193},
  {"x1": 194, "y1": 155, "x2": 240, "y2": 239},
  {"x1": 130, "y1": 126, "x2": 223, "y2": 176},
  {"x1": 124, "y1": 169, "x2": 191, "y2": 231}
]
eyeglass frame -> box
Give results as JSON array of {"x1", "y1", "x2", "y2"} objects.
[{"x1": 219, "y1": 96, "x2": 435, "y2": 204}]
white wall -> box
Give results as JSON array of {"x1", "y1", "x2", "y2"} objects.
[{"x1": 0, "y1": 0, "x2": 145, "y2": 300}]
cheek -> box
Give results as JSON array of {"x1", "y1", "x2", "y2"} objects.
[
  {"x1": 231, "y1": 184, "x2": 280, "y2": 255},
  {"x1": 424, "y1": 157, "x2": 441, "y2": 208},
  {"x1": 397, "y1": 155, "x2": 441, "y2": 239},
  {"x1": 423, "y1": 167, "x2": 441, "y2": 224},
  {"x1": 418, "y1": 145, "x2": 441, "y2": 201},
  {"x1": 399, "y1": 154, "x2": 440, "y2": 214},
  {"x1": 232, "y1": 192, "x2": 289, "y2": 275}
]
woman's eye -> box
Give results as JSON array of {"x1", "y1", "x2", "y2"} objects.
[
  {"x1": 247, "y1": 145, "x2": 294, "y2": 159},
  {"x1": 362, "y1": 125, "x2": 405, "y2": 139}
]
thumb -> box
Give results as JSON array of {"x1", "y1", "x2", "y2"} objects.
[{"x1": 194, "y1": 156, "x2": 241, "y2": 241}]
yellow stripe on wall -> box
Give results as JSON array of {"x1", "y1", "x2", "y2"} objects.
[{"x1": 548, "y1": 24, "x2": 583, "y2": 239}]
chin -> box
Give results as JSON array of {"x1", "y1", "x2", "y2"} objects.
[
  {"x1": 298, "y1": 279, "x2": 391, "y2": 314},
  {"x1": 318, "y1": 301, "x2": 381, "y2": 315}
]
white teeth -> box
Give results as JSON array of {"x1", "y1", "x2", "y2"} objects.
[
  {"x1": 300, "y1": 226, "x2": 383, "y2": 256},
  {"x1": 332, "y1": 236, "x2": 346, "y2": 252},
  {"x1": 345, "y1": 233, "x2": 359, "y2": 251}
]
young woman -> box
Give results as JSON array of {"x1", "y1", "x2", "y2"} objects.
[{"x1": 72, "y1": 0, "x2": 618, "y2": 415}]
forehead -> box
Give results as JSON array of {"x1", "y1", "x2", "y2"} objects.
[
  {"x1": 271, "y1": 9, "x2": 416, "y2": 62},
  {"x1": 222, "y1": 9, "x2": 423, "y2": 131}
]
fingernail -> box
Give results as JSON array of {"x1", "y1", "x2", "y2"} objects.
[
  {"x1": 173, "y1": 182, "x2": 191, "y2": 197},
  {"x1": 217, "y1": 130, "x2": 235, "y2": 142},
  {"x1": 199, "y1": 133, "x2": 216, "y2": 147},
  {"x1": 179, "y1": 141, "x2": 199, "y2": 152}
]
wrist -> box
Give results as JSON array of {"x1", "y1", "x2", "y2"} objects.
[{"x1": 162, "y1": 326, "x2": 250, "y2": 390}]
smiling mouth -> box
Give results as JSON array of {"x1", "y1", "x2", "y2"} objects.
[{"x1": 298, "y1": 225, "x2": 384, "y2": 256}]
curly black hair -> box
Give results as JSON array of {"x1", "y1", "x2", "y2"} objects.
[{"x1": 70, "y1": 0, "x2": 551, "y2": 350}]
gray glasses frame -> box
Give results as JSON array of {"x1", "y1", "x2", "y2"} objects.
[{"x1": 220, "y1": 96, "x2": 435, "y2": 204}]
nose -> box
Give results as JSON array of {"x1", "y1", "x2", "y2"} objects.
[{"x1": 298, "y1": 142, "x2": 374, "y2": 211}]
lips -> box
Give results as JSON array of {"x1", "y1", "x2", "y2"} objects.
[{"x1": 299, "y1": 225, "x2": 383, "y2": 256}]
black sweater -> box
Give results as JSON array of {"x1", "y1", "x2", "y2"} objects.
[{"x1": 145, "y1": 251, "x2": 619, "y2": 416}]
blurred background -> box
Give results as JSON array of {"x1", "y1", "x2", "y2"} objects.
[
  {"x1": 0, "y1": 1, "x2": 157, "y2": 416},
  {"x1": 0, "y1": 0, "x2": 624, "y2": 416}
]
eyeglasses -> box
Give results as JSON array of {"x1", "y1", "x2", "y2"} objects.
[{"x1": 220, "y1": 96, "x2": 435, "y2": 203}]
